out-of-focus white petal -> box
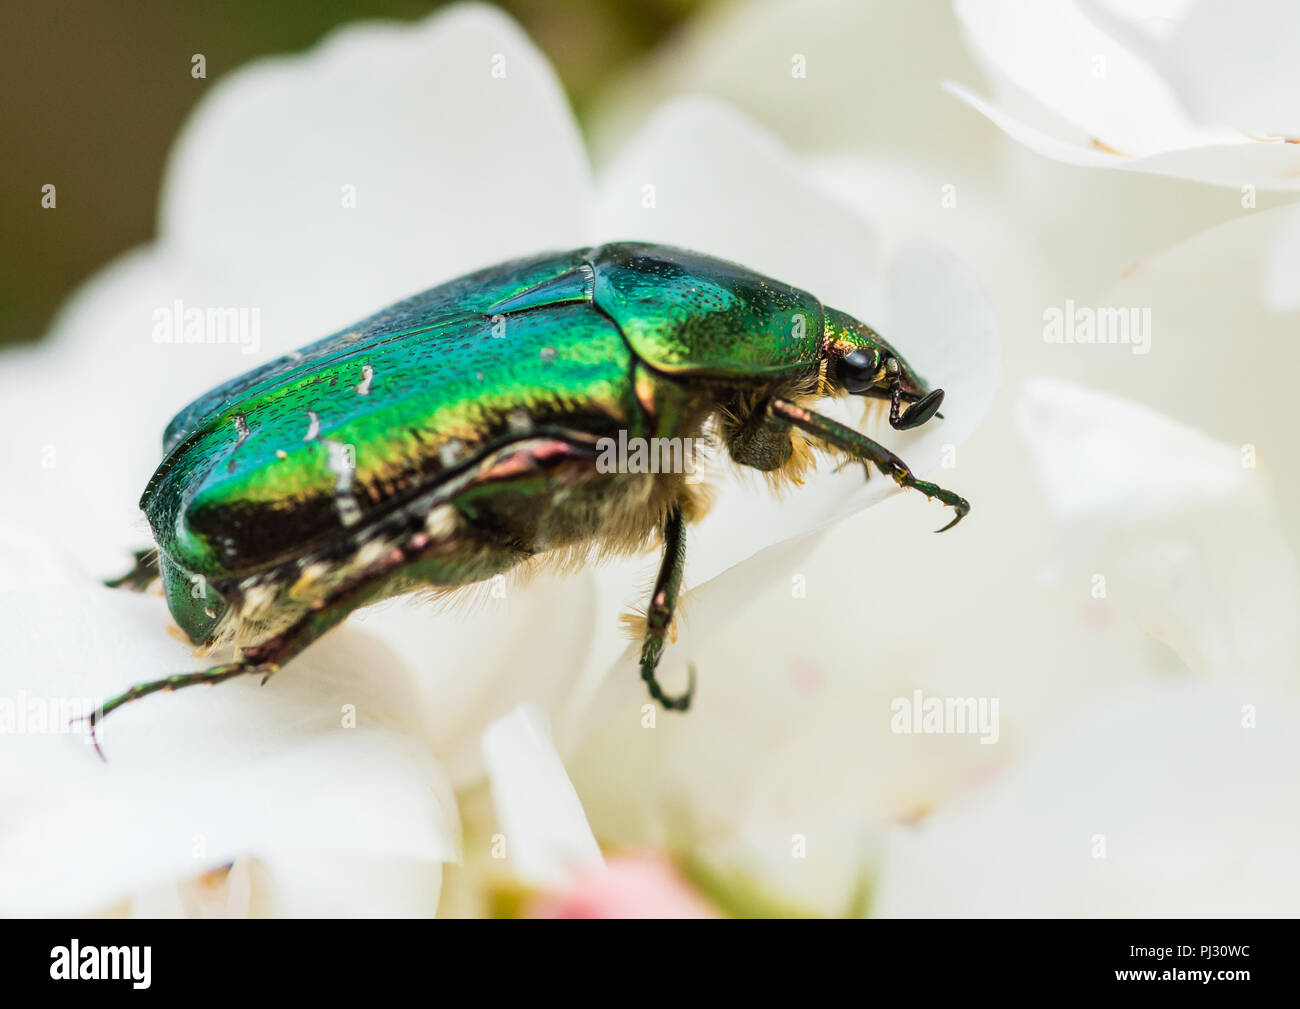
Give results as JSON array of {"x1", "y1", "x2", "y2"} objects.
[
  {"x1": 1089, "y1": 0, "x2": 1300, "y2": 138},
  {"x1": 0, "y1": 527, "x2": 459, "y2": 916},
  {"x1": 945, "y1": 82, "x2": 1300, "y2": 189},
  {"x1": 162, "y1": 5, "x2": 592, "y2": 317},
  {"x1": 126, "y1": 861, "x2": 255, "y2": 918},
  {"x1": 872, "y1": 682, "x2": 1300, "y2": 916},
  {"x1": 948, "y1": 0, "x2": 1300, "y2": 188},
  {"x1": 1016, "y1": 378, "x2": 1299, "y2": 687},
  {"x1": 1264, "y1": 203, "x2": 1300, "y2": 313},
  {"x1": 343, "y1": 570, "x2": 599, "y2": 787},
  {"x1": 1018, "y1": 378, "x2": 1242, "y2": 522},
  {"x1": 0, "y1": 517, "x2": 86, "y2": 592},
  {"x1": 566, "y1": 501, "x2": 1112, "y2": 916},
  {"x1": 482, "y1": 703, "x2": 602, "y2": 888},
  {"x1": 593, "y1": 96, "x2": 877, "y2": 303},
  {"x1": 247, "y1": 854, "x2": 442, "y2": 917},
  {"x1": 0, "y1": 252, "x2": 225, "y2": 572},
  {"x1": 570, "y1": 374, "x2": 1298, "y2": 915},
  {"x1": 1074, "y1": 209, "x2": 1300, "y2": 550},
  {"x1": 588, "y1": 0, "x2": 998, "y2": 169},
  {"x1": 953, "y1": 0, "x2": 1217, "y2": 156}
]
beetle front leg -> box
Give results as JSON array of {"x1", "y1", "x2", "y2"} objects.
[
  {"x1": 767, "y1": 398, "x2": 970, "y2": 532},
  {"x1": 104, "y1": 548, "x2": 160, "y2": 592},
  {"x1": 640, "y1": 506, "x2": 696, "y2": 712}
]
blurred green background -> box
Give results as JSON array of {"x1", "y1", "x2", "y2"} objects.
[{"x1": 0, "y1": 0, "x2": 708, "y2": 348}]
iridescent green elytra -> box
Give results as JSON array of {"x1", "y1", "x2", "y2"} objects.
[{"x1": 96, "y1": 242, "x2": 966, "y2": 749}]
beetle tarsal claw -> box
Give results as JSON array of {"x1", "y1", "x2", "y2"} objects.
[
  {"x1": 69, "y1": 709, "x2": 108, "y2": 763},
  {"x1": 932, "y1": 497, "x2": 970, "y2": 533},
  {"x1": 641, "y1": 658, "x2": 696, "y2": 712}
]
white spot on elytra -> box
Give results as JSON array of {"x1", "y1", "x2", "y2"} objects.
[
  {"x1": 425, "y1": 504, "x2": 459, "y2": 540},
  {"x1": 241, "y1": 583, "x2": 278, "y2": 616},
  {"x1": 354, "y1": 537, "x2": 392, "y2": 569},
  {"x1": 440, "y1": 439, "x2": 465, "y2": 467},
  {"x1": 324, "y1": 440, "x2": 361, "y2": 527},
  {"x1": 295, "y1": 560, "x2": 331, "y2": 581},
  {"x1": 302, "y1": 409, "x2": 360, "y2": 527},
  {"x1": 355, "y1": 364, "x2": 374, "y2": 396},
  {"x1": 228, "y1": 414, "x2": 251, "y2": 473}
]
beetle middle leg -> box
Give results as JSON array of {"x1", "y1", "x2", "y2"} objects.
[
  {"x1": 639, "y1": 506, "x2": 696, "y2": 711},
  {"x1": 767, "y1": 398, "x2": 970, "y2": 531}
]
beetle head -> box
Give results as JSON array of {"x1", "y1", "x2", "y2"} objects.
[{"x1": 824, "y1": 308, "x2": 944, "y2": 431}]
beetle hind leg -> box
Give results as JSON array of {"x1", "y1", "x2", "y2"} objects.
[
  {"x1": 75, "y1": 660, "x2": 273, "y2": 761},
  {"x1": 104, "y1": 548, "x2": 161, "y2": 592},
  {"x1": 639, "y1": 506, "x2": 696, "y2": 711}
]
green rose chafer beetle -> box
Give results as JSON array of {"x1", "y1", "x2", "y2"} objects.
[{"x1": 96, "y1": 242, "x2": 967, "y2": 748}]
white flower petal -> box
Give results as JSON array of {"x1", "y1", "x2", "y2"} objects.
[
  {"x1": 945, "y1": 81, "x2": 1300, "y2": 188},
  {"x1": 1264, "y1": 202, "x2": 1300, "y2": 312},
  {"x1": 341, "y1": 570, "x2": 600, "y2": 787},
  {"x1": 482, "y1": 703, "x2": 602, "y2": 887},
  {"x1": 567, "y1": 496, "x2": 1143, "y2": 915},
  {"x1": 872, "y1": 682, "x2": 1300, "y2": 916},
  {"x1": 1016, "y1": 378, "x2": 1299, "y2": 686},
  {"x1": 162, "y1": 6, "x2": 592, "y2": 317},
  {"x1": 953, "y1": 0, "x2": 1216, "y2": 157},
  {"x1": 948, "y1": 0, "x2": 1300, "y2": 188},
  {"x1": 246, "y1": 853, "x2": 442, "y2": 917},
  {"x1": 593, "y1": 95, "x2": 877, "y2": 302},
  {"x1": 1098, "y1": 0, "x2": 1300, "y2": 138},
  {"x1": 0, "y1": 528, "x2": 459, "y2": 915},
  {"x1": 588, "y1": 0, "x2": 1003, "y2": 170},
  {"x1": 1079, "y1": 208, "x2": 1300, "y2": 548},
  {"x1": 0, "y1": 252, "x2": 222, "y2": 572}
]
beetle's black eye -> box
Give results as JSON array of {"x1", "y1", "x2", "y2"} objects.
[{"x1": 838, "y1": 349, "x2": 881, "y2": 393}]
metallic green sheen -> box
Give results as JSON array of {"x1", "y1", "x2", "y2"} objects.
[
  {"x1": 591, "y1": 243, "x2": 825, "y2": 378},
  {"x1": 144, "y1": 250, "x2": 636, "y2": 582},
  {"x1": 140, "y1": 242, "x2": 929, "y2": 646}
]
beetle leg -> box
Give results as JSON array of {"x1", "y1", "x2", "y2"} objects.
[
  {"x1": 78, "y1": 502, "x2": 517, "y2": 757},
  {"x1": 80, "y1": 549, "x2": 408, "y2": 759},
  {"x1": 77, "y1": 567, "x2": 379, "y2": 760},
  {"x1": 75, "y1": 661, "x2": 272, "y2": 761},
  {"x1": 103, "y1": 548, "x2": 160, "y2": 592},
  {"x1": 767, "y1": 398, "x2": 970, "y2": 532},
  {"x1": 639, "y1": 506, "x2": 696, "y2": 711}
]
